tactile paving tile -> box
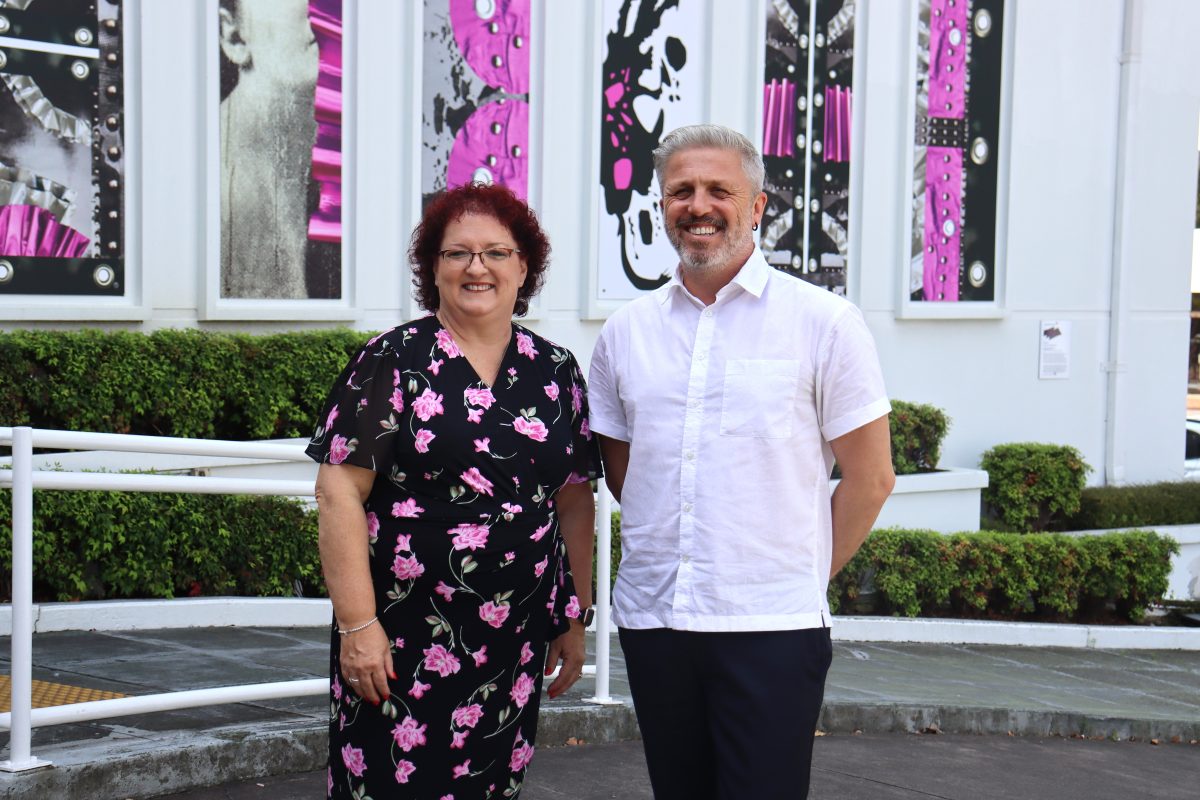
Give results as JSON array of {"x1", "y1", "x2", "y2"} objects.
[{"x1": 0, "y1": 675, "x2": 126, "y2": 711}]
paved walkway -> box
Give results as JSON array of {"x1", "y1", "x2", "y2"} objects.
[{"x1": 1, "y1": 627, "x2": 1198, "y2": 798}]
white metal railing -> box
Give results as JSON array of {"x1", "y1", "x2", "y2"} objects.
[{"x1": 0, "y1": 426, "x2": 615, "y2": 772}]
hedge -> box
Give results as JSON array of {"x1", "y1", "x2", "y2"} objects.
[
  {"x1": 1069, "y1": 481, "x2": 1200, "y2": 530},
  {"x1": 980, "y1": 442, "x2": 1091, "y2": 531},
  {"x1": 828, "y1": 528, "x2": 1176, "y2": 623},
  {"x1": 0, "y1": 328, "x2": 364, "y2": 440},
  {"x1": 605, "y1": 517, "x2": 1176, "y2": 624},
  {"x1": 889, "y1": 399, "x2": 950, "y2": 474},
  {"x1": 0, "y1": 487, "x2": 323, "y2": 602}
]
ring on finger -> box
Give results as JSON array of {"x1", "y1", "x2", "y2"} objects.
[{"x1": 347, "y1": 677, "x2": 361, "y2": 683}]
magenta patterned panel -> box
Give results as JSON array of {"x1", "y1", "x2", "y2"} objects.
[
  {"x1": 308, "y1": 0, "x2": 342, "y2": 244},
  {"x1": 923, "y1": 146, "x2": 962, "y2": 300},
  {"x1": 0, "y1": 205, "x2": 90, "y2": 258},
  {"x1": 823, "y1": 85, "x2": 851, "y2": 163},
  {"x1": 446, "y1": 98, "x2": 529, "y2": 199},
  {"x1": 449, "y1": 0, "x2": 530, "y2": 94},
  {"x1": 762, "y1": 79, "x2": 796, "y2": 158}
]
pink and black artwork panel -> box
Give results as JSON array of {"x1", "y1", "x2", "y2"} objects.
[
  {"x1": 421, "y1": 0, "x2": 530, "y2": 207},
  {"x1": 760, "y1": 0, "x2": 854, "y2": 295},
  {"x1": 910, "y1": 0, "x2": 1003, "y2": 303},
  {"x1": 0, "y1": 0, "x2": 124, "y2": 296}
]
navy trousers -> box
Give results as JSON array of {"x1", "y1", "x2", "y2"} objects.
[{"x1": 619, "y1": 626, "x2": 833, "y2": 800}]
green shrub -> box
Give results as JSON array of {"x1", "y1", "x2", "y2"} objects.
[
  {"x1": 828, "y1": 528, "x2": 1176, "y2": 623},
  {"x1": 1070, "y1": 482, "x2": 1200, "y2": 529},
  {"x1": 0, "y1": 328, "x2": 365, "y2": 440},
  {"x1": 980, "y1": 442, "x2": 1091, "y2": 531},
  {"x1": 0, "y1": 487, "x2": 323, "y2": 602},
  {"x1": 889, "y1": 400, "x2": 950, "y2": 474}
]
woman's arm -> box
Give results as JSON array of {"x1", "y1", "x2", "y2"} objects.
[
  {"x1": 315, "y1": 462, "x2": 394, "y2": 704},
  {"x1": 544, "y1": 479, "x2": 595, "y2": 698}
]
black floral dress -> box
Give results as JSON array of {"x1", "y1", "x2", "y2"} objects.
[{"x1": 306, "y1": 316, "x2": 602, "y2": 799}]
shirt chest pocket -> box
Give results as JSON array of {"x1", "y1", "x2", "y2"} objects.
[{"x1": 719, "y1": 359, "x2": 801, "y2": 438}]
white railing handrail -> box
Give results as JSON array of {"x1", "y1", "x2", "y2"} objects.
[
  {"x1": 0, "y1": 427, "x2": 311, "y2": 462},
  {"x1": 0, "y1": 426, "x2": 615, "y2": 771}
]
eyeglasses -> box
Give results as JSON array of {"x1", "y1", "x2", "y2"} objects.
[{"x1": 438, "y1": 247, "x2": 521, "y2": 267}]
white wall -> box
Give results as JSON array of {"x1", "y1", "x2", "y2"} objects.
[{"x1": 3, "y1": 0, "x2": 1200, "y2": 485}]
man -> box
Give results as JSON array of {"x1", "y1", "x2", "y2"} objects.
[
  {"x1": 588, "y1": 124, "x2": 895, "y2": 800},
  {"x1": 218, "y1": 0, "x2": 335, "y2": 299}
]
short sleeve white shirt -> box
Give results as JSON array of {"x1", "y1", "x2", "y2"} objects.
[{"x1": 588, "y1": 248, "x2": 890, "y2": 632}]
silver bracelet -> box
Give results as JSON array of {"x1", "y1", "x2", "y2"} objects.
[{"x1": 337, "y1": 616, "x2": 379, "y2": 635}]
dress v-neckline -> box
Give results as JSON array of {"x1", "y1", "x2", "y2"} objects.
[{"x1": 437, "y1": 318, "x2": 515, "y2": 390}]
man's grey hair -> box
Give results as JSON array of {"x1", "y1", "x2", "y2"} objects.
[{"x1": 652, "y1": 124, "x2": 765, "y2": 196}]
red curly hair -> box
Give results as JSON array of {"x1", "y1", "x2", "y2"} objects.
[{"x1": 408, "y1": 183, "x2": 551, "y2": 317}]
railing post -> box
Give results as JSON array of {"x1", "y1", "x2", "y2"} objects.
[
  {"x1": 1, "y1": 426, "x2": 51, "y2": 771},
  {"x1": 586, "y1": 481, "x2": 619, "y2": 705}
]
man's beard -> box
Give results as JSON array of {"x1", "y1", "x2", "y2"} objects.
[{"x1": 666, "y1": 215, "x2": 754, "y2": 273}]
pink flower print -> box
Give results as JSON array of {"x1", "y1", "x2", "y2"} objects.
[
  {"x1": 452, "y1": 759, "x2": 471, "y2": 779},
  {"x1": 502, "y1": 502, "x2": 522, "y2": 514},
  {"x1": 479, "y1": 601, "x2": 510, "y2": 629},
  {"x1": 464, "y1": 386, "x2": 495, "y2": 409},
  {"x1": 409, "y1": 679, "x2": 431, "y2": 699},
  {"x1": 473, "y1": 437, "x2": 490, "y2": 453},
  {"x1": 393, "y1": 498, "x2": 425, "y2": 518},
  {"x1": 394, "y1": 637, "x2": 405, "y2": 649},
  {"x1": 327, "y1": 768, "x2": 333, "y2": 797},
  {"x1": 565, "y1": 595, "x2": 582, "y2": 619},
  {"x1": 510, "y1": 739, "x2": 535, "y2": 772},
  {"x1": 341, "y1": 743, "x2": 367, "y2": 777},
  {"x1": 580, "y1": 418, "x2": 592, "y2": 440},
  {"x1": 530, "y1": 520, "x2": 552, "y2": 542},
  {"x1": 508, "y1": 367, "x2": 517, "y2": 377},
  {"x1": 395, "y1": 759, "x2": 416, "y2": 784},
  {"x1": 365, "y1": 511, "x2": 380, "y2": 542},
  {"x1": 393, "y1": 368, "x2": 402, "y2": 387},
  {"x1": 505, "y1": 551, "x2": 516, "y2": 561},
  {"x1": 389, "y1": 388, "x2": 405, "y2": 414},
  {"x1": 407, "y1": 326, "x2": 419, "y2": 334},
  {"x1": 460, "y1": 467, "x2": 494, "y2": 496},
  {"x1": 534, "y1": 556, "x2": 548, "y2": 577},
  {"x1": 516, "y1": 332, "x2": 538, "y2": 359},
  {"x1": 329, "y1": 434, "x2": 354, "y2": 465},
  {"x1": 414, "y1": 428, "x2": 436, "y2": 453},
  {"x1": 339, "y1": 711, "x2": 346, "y2": 730},
  {"x1": 428, "y1": 358, "x2": 444, "y2": 376},
  {"x1": 391, "y1": 717, "x2": 428, "y2": 752},
  {"x1": 451, "y1": 730, "x2": 468, "y2": 749},
  {"x1": 435, "y1": 581, "x2": 456, "y2": 602},
  {"x1": 472, "y1": 645, "x2": 488, "y2": 667},
  {"x1": 332, "y1": 674, "x2": 343, "y2": 701},
  {"x1": 423, "y1": 643, "x2": 462, "y2": 678},
  {"x1": 466, "y1": 408, "x2": 484, "y2": 424},
  {"x1": 436, "y1": 328, "x2": 462, "y2": 358},
  {"x1": 510, "y1": 672, "x2": 536, "y2": 708},
  {"x1": 519, "y1": 641, "x2": 534, "y2": 665},
  {"x1": 449, "y1": 522, "x2": 490, "y2": 551},
  {"x1": 513, "y1": 416, "x2": 548, "y2": 442},
  {"x1": 396, "y1": 534, "x2": 412, "y2": 552},
  {"x1": 392, "y1": 553, "x2": 424, "y2": 581},
  {"x1": 412, "y1": 388, "x2": 444, "y2": 421},
  {"x1": 325, "y1": 405, "x2": 339, "y2": 430},
  {"x1": 544, "y1": 381, "x2": 560, "y2": 400},
  {"x1": 452, "y1": 703, "x2": 484, "y2": 729},
  {"x1": 571, "y1": 383, "x2": 583, "y2": 414}
]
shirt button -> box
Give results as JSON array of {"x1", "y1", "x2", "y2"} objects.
[
  {"x1": 696, "y1": 351, "x2": 707, "y2": 361},
  {"x1": 681, "y1": 554, "x2": 691, "y2": 563},
  {"x1": 688, "y1": 399, "x2": 699, "y2": 409},
  {"x1": 685, "y1": 451, "x2": 695, "y2": 461},
  {"x1": 683, "y1": 502, "x2": 693, "y2": 513},
  {"x1": 702, "y1": 309, "x2": 713, "y2": 317}
]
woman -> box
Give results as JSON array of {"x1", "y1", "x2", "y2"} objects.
[{"x1": 307, "y1": 183, "x2": 601, "y2": 799}]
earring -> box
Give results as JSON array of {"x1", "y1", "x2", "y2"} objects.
[{"x1": 752, "y1": 222, "x2": 759, "y2": 231}]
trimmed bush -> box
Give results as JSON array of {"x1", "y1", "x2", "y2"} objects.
[
  {"x1": 980, "y1": 442, "x2": 1091, "y2": 531},
  {"x1": 889, "y1": 399, "x2": 950, "y2": 474},
  {"x1": 0, "y1": 487, "x2": 323, "y2": 602},
  {"x1": 1070, "y1": 481, "x2": 1200, "y2": 529},
  {"x1": 0, "y1": 328, "x2": 365, "y2": 440},
  {"x1": 828, "y1": 528, "x2": 1176, "y2": 623}
]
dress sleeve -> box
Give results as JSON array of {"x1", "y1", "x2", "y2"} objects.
[
  {"x1": 563, "y1": 351, "x2": 604, "y2": 486},
  {"x1": 305, "y1": 333, "x2": 404, "y2": 475}
]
